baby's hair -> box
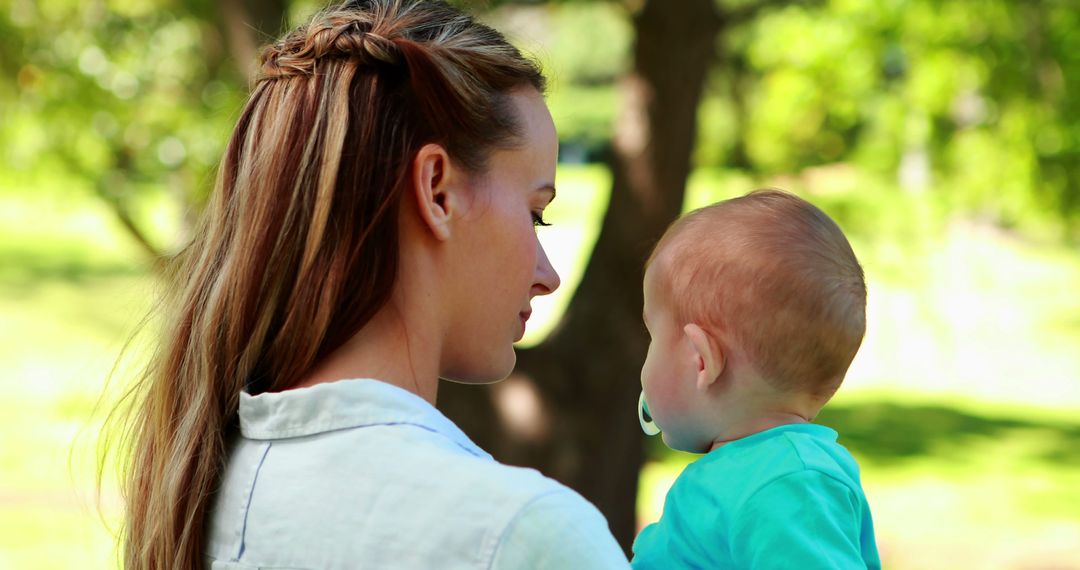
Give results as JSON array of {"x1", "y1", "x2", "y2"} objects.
[{"x1": 648, "y1": 189, "x2": 866, "y2": 398}]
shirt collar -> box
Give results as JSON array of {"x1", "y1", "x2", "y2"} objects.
[
  {"x1": 239, "y1": 378, "x2": 492, "y2": 460},
  {"x1": 709, "y1": 422, "x2": 838, "y2": 456}
]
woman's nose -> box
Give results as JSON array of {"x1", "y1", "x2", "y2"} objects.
[{"x1": 533, "y1": 240, "x2": 561, "y2": 296}]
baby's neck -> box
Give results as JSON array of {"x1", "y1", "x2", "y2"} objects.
[{"x1": 707, "y1": 411, "x2": 810, "y2": 452}]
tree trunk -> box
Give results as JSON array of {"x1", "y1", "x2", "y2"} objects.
[
  {"x1": 438, "y1": 0, "x2": 720, "y2": 554},
  {"x1": 726, "y1": 50, "x2": 754, "y2": 171},
  {"x1": 219, "y1": 0, "x2": 290, "y2": 83}
]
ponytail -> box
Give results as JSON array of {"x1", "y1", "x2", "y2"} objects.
[{"x1": 112, "y1": 2, "x2": 544, "y2": 568}]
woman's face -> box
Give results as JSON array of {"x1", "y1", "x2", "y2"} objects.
[{"x1": 440, "y1": 88, "x2": 561, "y2": 383}]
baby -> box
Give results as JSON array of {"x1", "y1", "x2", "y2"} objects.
[{"x1": 632, "y1": 189, "x2": 880, "y2": 569}]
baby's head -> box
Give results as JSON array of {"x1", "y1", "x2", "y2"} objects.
[{"x1": 640, "y1": 190, "x2": 866, "y2": 452}]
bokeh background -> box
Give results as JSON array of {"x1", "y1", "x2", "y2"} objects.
[{"x1": 2, "y1": 0, "x2": 1079, "y2": 568}]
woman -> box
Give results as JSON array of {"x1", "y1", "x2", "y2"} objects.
[{"x1": 116, "y1": 1, "x2": 629, "y2": 568}]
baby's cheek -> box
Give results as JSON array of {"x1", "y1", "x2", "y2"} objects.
[
  {"x1": 651, "y1": 378, "x2": 708, "y2": 450},
  {"x1": 647, "y1": 373, "x2": 690, "y2": 424}
]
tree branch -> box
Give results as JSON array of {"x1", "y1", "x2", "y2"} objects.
[
  {"x1": 95, "y1": 189, "x2": 168, "y2": 271},
  {"x1": 56, "y1": 145, "x2": 168, "y2": 270}
]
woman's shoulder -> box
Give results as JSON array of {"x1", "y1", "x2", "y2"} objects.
[
  {"x1": 211, "y1": 379, "x2": 626, "y2": 566},
  {"x1": 238, "y1": 378, "x2": 572, "y2": 502},
  {"x1": 210, "y1": 428, "x2": 623, "y2": 568},
  {"x1": 453, "y1": 448, "x2": 564, "y2": 493},
  {"x1": 329, "y1": 420, "x2": 578, "y2": 507}
]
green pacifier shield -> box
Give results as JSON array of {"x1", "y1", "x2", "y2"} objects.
[{"x1": 638, "y1": 391, "x2": 660, "y2": 436}]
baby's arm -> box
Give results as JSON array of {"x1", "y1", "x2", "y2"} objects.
[{"x1": 730, "y1": 471, "x2": 871, "y2": 569}]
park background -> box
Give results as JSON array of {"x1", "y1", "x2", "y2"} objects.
[{"x1": 2, "y1": 0, "x2": 1079, "y2": 568}]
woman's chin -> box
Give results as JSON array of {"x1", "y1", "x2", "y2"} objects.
[{"x1": 441, "y1": 352, "x2": 517, "y2": 385}]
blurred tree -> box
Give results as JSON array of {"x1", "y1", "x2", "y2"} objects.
[
  {"x1": 439, "y1": 0, "x2": 806, "y2": 552},
  {"x1": 4, "y1": 0, "x2": 1078, "y2": 556},
  {"x1": 2, "y1": 0, "x2": 251, "y2": 263},
  {"x1": 698, "y1": 0, "x2": 1080, "y2": 234},
  {"x1": 0, "y1": 0, "x2": 293, "y2": 265},
  {"x1": 5, "y1": 0, "x2": 1077, "y2": 249}
]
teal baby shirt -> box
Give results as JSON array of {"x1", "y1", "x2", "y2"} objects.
[{"x1": 632, "y1": 424, "x2": 880, "y2": 569}]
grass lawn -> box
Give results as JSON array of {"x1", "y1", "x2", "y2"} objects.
[
  {"x1": 0, "y1": 186, "x2": 145, "y2": 568},
  {"x1": 2, "y1": 164, "x2": 1079, "y2": 569}
]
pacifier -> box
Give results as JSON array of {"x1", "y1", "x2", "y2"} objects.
[{"x1": 638, "y1": 391, "x2": 660, "y2": 436}]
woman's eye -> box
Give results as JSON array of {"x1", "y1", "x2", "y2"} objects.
[{"x1": 531, "y1": 211, "x2": 551, "y2": 227}]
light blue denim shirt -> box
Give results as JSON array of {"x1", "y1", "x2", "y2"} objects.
[{"x1": 205, "y1": 378, "x2": 629, "y2": 569}]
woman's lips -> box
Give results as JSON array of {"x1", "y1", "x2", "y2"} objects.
[{"x1": 519, "y1": 310, "x2": 532, "y2": 333}]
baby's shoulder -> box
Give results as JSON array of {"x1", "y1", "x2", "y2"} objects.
[
  {"x1": 776, "y1": 429, "x2": 862, "y2": 484},
  {"x1": 677, "y1": 430, "x2": 860, "y2": 500}
]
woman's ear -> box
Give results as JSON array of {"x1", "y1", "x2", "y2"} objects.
[
  {"x1": 684, "y1": 323, "x2": 724, "y2": 392},
  {"x1": 410, "y1": 143, "x2": 459, "y2": 241}
]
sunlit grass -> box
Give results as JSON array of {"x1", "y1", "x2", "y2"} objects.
[
  {"x1": 1, "y1": 184, "x2": 148, "y2": 569},
  {"x1": 3, "y1": 165, "x2": 1079, "y2": 569},
  {"x1": 0, "y1": 275, "x2": 129, "y2": 569}
]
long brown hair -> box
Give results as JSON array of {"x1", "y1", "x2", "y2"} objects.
[{"x1": 112, "y1": 1, "x2": 544, "y2": 567}]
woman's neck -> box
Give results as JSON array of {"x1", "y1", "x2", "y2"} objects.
[{"x1": 292, "y1": 295, "x2": 441, "y2": 405}]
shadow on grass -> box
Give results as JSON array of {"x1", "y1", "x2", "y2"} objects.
[
  {"x1": 647, "y1": 402, "x2": 1080, "y2": 467},
  {"x1": 815, "y1": 402, "x2": 1080, "y2": 465}
]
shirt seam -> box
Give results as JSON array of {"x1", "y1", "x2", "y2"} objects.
[
  {"x1": 483, "y1": 488, "x2": 568, "y2": 570},
  {"x1": 243, "y1": 420, "x2": 488, "y2": 458},
  {"x1": 243, "y1": 418, "x2": 434, "y2": 439},
  {"x1": 782, "y1": 431, "x2": 812, "y2": 470},
  {"x1": 236, "y1": 441, "x2": 273, "y2": 561},
  {"x1": 696, "y1": 424, "x2": 834, "y2": 466}
]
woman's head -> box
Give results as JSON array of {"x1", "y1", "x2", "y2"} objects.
[
  {"x1": 219, "y1": 0, "x2": 548, "y2": 393},
  {"x1": 420, "y1": 87, "x2": 561, "y2": 383},
  {"x1": 119, "y1": 1, "x2": 550, "y2": 567}
]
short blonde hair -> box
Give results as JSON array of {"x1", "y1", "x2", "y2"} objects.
[{"x1": 648, "y1": 189, "x2": 866, "y2": 398}]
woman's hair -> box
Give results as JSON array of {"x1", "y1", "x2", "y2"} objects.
[{"x1": 113, "y1": 1, "x2": 544, "y2": 567}]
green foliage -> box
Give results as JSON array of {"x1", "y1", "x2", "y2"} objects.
[
  {"x1": 503, "y1": 0, "x2": 1080, "y2": 237},
  {"x1": 547, "y1": 84, "x2": 619, "y2": 160},
  {"x1": 546, "y1": 1, "x2": 630, "y2": 84},
  {"x1": 1, "y1": 0, "x2": 250, "y2": 254},
  {"x1": 705, "y1": 0, "x2": 1080, "y2": 238},
  {"x1": 488, "y1": 2, "x2": 629, "y2": 161},
  {"x1": 7, "y1": 0, "x2": 1077, "y2": 248}
]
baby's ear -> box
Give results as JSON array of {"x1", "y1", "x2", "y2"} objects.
[{"x1": 684, "y1": 323, "x2": 724, "y2": 392}]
